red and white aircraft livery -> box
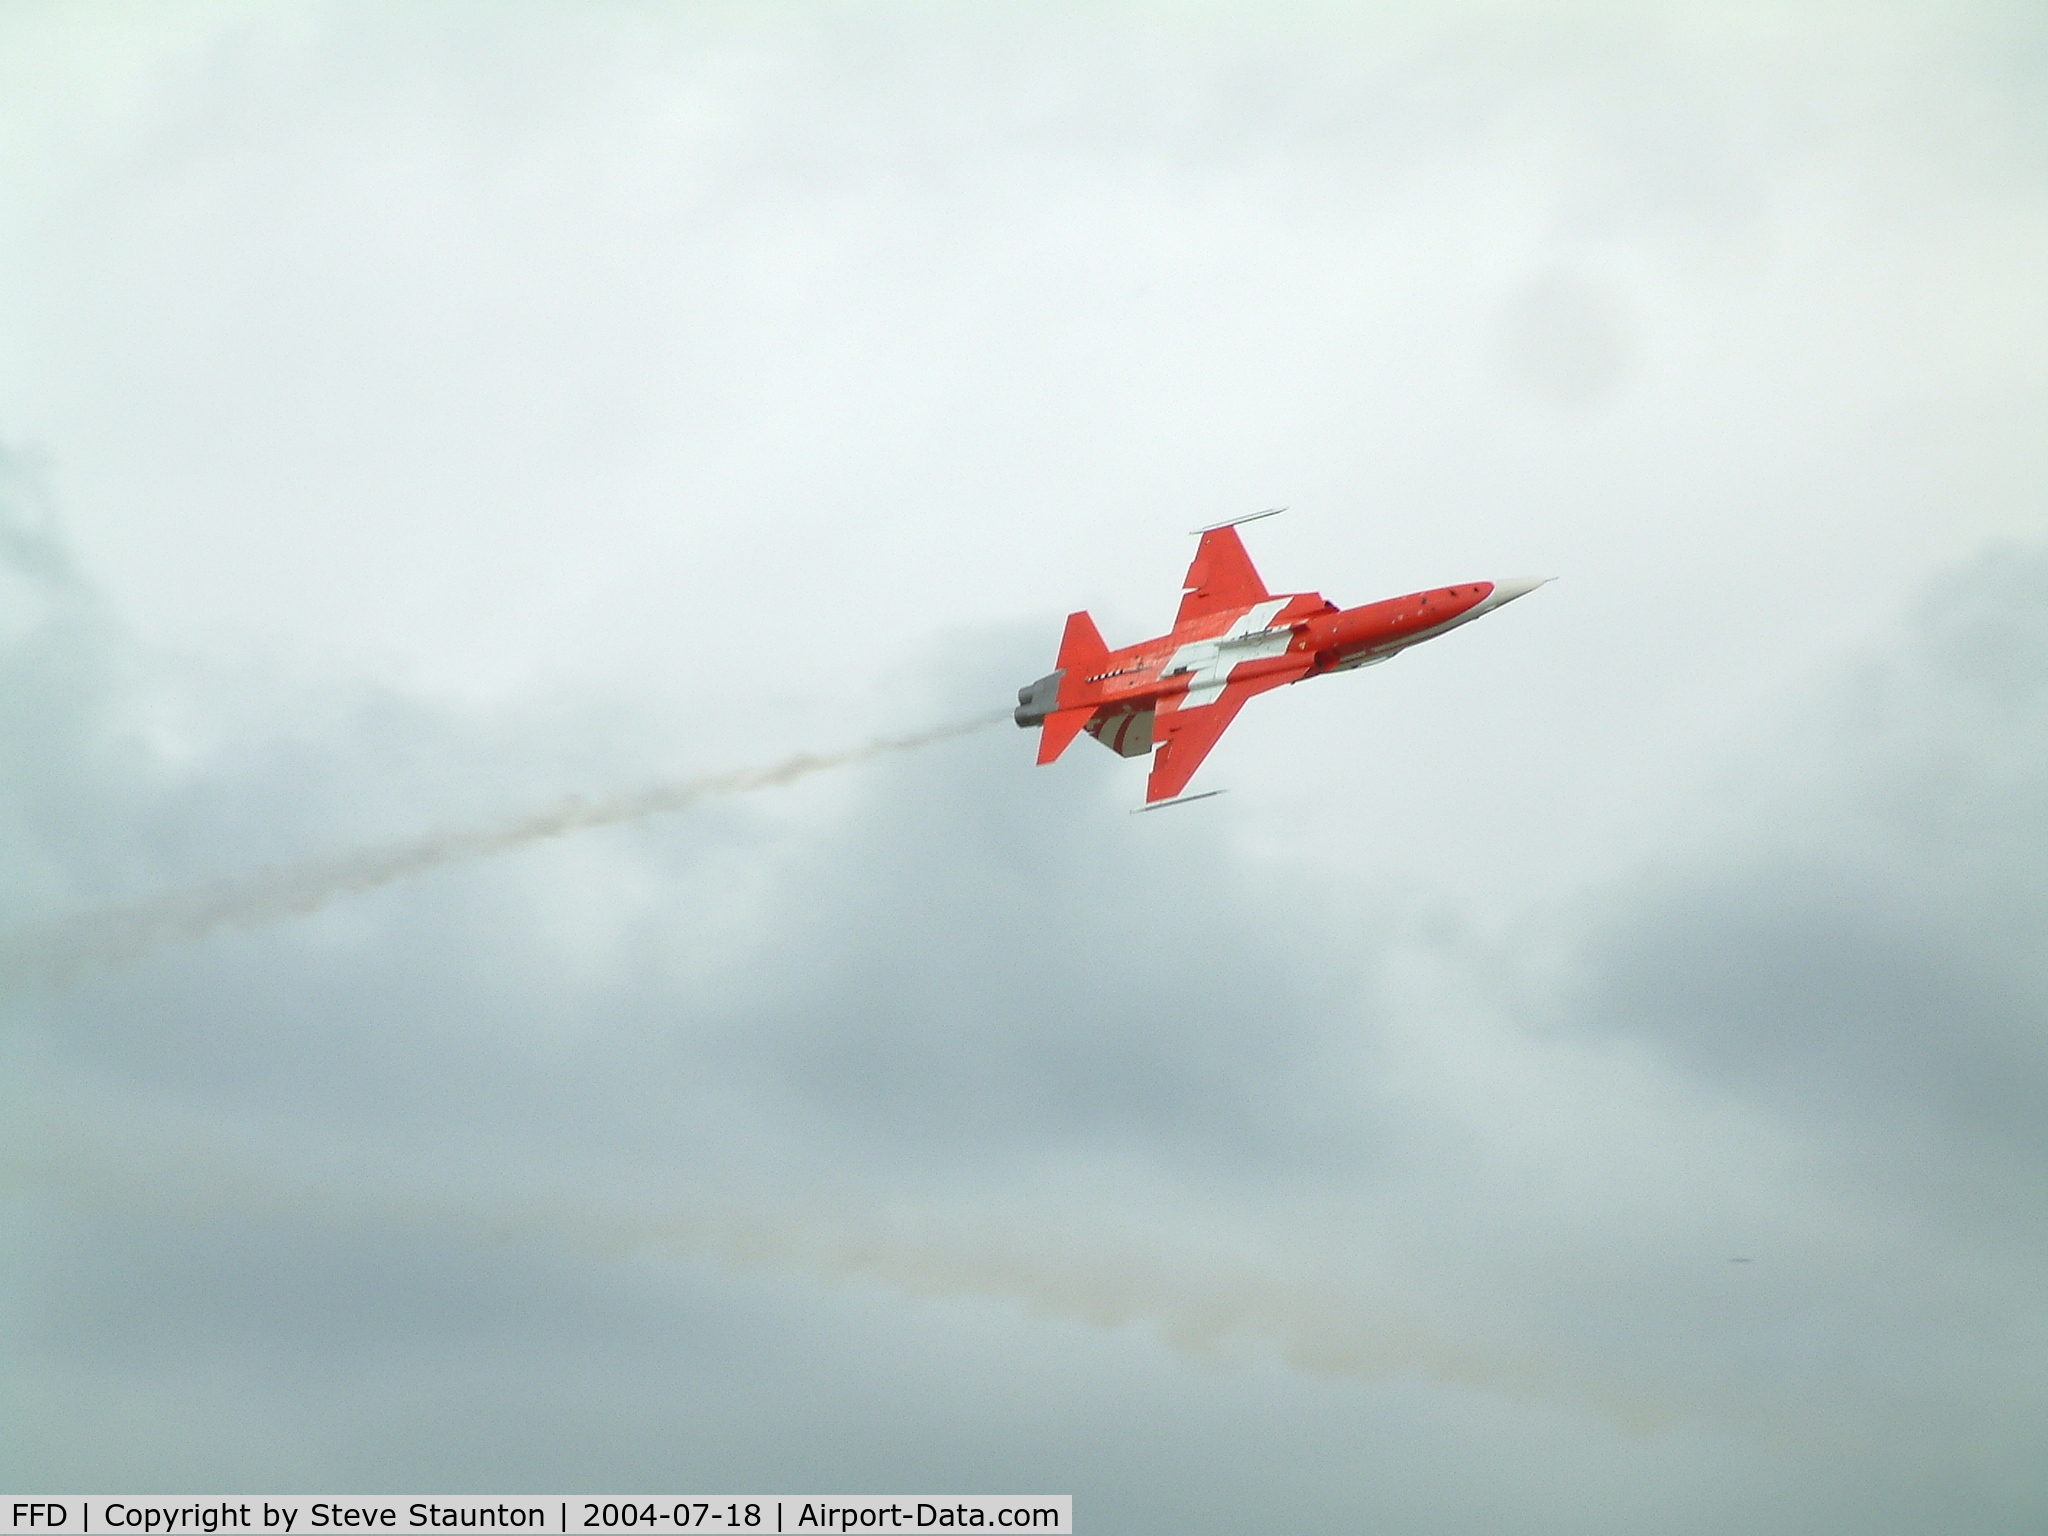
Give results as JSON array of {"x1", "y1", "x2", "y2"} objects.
[{"x1": 1015, "y1": 511, "x2": 1550, "y2": 805}]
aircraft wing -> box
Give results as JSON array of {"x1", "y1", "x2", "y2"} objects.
[
  {"x1": 1175, "y1": 525, "x2": 1270, "y2": 626},
  {"x1": 1146, "y1": 665, "x2": 1305, "y2": 802}
]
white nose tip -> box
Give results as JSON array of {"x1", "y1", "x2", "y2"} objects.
[{"x1": 1491, "y1": 576, "x2": 1554, "y2": 605}]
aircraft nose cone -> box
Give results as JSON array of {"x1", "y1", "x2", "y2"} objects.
[{"x1": 1490, "y1": 576, "x2": 1554, "y2": 605}]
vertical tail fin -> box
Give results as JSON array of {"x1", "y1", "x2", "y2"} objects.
[
  {"x1": 1034, "y1": 611, "x2": 1109, "y2": 764},
  {"x1": 1055, "y1": 610, "x2": 1108, "y2": 674}
]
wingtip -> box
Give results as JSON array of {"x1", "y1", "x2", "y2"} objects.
[
  {"x1": 1130, "y1": 789, "x2": 1227, "y2": 814},
  {"x1": 1190, "y1": 507, "x2": 1286, "y2": 535}
]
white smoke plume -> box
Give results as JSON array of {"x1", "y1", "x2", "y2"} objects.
[
  {"x1": 1, "y1": 710, "x2": 1011, "y2": 987},
  {"x1": 0, "y1": 1097, "x2": 1673, "y2": 1435}
]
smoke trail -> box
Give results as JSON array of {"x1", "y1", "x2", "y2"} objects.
[
  {"x1": 0, "y1": 1104, "x2": 1675, "y2": 1435},
  {"x1": 2, "y1": 709, "x2": 1010, "y2": 986}
]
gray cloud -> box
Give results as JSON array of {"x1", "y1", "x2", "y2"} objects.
[
  {"x1": 1576, "y1": 544, "x2": 2048, "y2": 1157},
  {"x1": 5, "y1": 444, "x2": 2047, "y2": 1527},
  {"x1": 1494, "y1": 266, "x2": 1635, "y2": 406}
]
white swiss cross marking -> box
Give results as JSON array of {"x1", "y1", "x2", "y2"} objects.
[{"x1": 1167, "y1": 599, "x2": 1292, "y2": 710}]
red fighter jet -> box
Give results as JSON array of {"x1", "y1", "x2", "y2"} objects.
[{"x1": 1015, "y1": 510, "x2": 1550, "y2": 806}]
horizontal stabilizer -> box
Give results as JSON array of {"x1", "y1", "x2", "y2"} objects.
[{"x1": 1037, "y1": 706, "x2": 1092, "y2": 764}]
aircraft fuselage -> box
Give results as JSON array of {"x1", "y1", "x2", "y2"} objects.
[{"x1": 1015, "y1": 520, "x2": 1550, "y2": 803}]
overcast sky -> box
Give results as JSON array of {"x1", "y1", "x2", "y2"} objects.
[{"x1": 3, "y1": 3, "x2": 2045, "y2": 1529}]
